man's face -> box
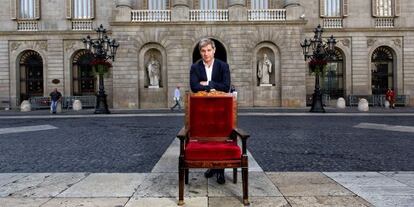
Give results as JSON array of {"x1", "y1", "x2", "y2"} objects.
[{"x1": 200, "y1": 44, "x2": 215, "y2": 64}]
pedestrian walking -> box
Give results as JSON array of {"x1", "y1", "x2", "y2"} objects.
[
  {"x1": 49, "y1": 88, "x2": 62, "y2": 114},
  {"x1": 170, "y1": 86, "x2": 181, "y2": 111}
]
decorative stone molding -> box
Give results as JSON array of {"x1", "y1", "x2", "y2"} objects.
[
  {"x1": 10, "y1": 42, "x2": 22, "y2": 51},
  {"x1": 340, "y1": 39, "x2": 350, "y2": 48},
  {"x1": 367, "y1": 38, "x2": 377, "y2": 47},
  {"x1": 393, "y1": 39, "x2": 402, "y2": 48},
  {"x1": 9, "y1": 40, "x2": 48, "y2": 54}
]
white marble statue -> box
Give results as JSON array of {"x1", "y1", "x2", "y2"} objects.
[
  {"x1": 258, "y1": 53, "x2": 272, "y2": 85},
  {"x1": 147, "y1": 55, "x2": 161, "y2": 87}
]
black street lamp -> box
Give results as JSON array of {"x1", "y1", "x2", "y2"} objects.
[
  {"x1": 82, "y1": 24, "x2": 119, "y2": 114},
  {"x1": 300, "y1": 25, "x2": 336, "y2": 112}
]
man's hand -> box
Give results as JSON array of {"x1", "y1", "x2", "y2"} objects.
[{"x1": 200, "y1": 81, "x2": 208, "y2": 86}]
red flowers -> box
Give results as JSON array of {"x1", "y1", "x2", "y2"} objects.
[{"x1": 90, "y1": 59, "x2": 112, "y2": 68}]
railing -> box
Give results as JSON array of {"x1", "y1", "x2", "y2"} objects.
[
  {"x1": 247, "y1": 9, "x2": 286, "y2": 21},
  {"x1": 72, "y1": 20, "x2": 93, "y2": 30},
  {"x1": 29, "y1": 96, "x2": 96, "y2": 110},
  {"x1": 323, "y1": 18, "x2": 343, "y2": 28},
  {"x1": 190, "y1": 10, "x2": 228, "y2": 21},
  {"x1": 17, "y1": 20, "x2": 39, "y2": 31},
  {"x1": 131, "y1": 10, "x2": 171, "y2": 22},
  {"x1": 348, "y1": 95, "x2": 409, "y2": 106},
  {"x1": 375, "y1": 17, "x2": 394, "y2": 28}
]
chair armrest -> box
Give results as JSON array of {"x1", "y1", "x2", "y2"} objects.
[
  {"x1": 232, "y1": 128, "x2": 250, "y2": 155},
  {"x1": 232, "y1": 128, "x2": 250, "y2": 140},
  {"x1": 177, "y1": 126, "x2": 188, "y2": 141},
  {"x1": 177, "y1": 127, "x2": 188, "y2": 157}
]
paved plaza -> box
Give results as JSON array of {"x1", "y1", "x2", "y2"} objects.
[{"x1": 0, "y1": 108, "x2": 414, "y2": 206}]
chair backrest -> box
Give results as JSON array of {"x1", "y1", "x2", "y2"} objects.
[{"x1": 186, "y1": 93, "x2": 236, "y2": 140}]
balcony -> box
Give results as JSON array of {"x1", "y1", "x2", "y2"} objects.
[
  {"x1": 247, "y1": 9, "x2": 286, "y2": 21},
  {"x1": 72, "y1": 20, "x2": 93, "y2": 31},
  {"x1": 17, "y1": 20, "x2": 39, "y2": 31},
  {"x1": 189, "y1": 10, "x2": 228, "y2": 21},
  {"x1": 323, "y1": 18, "x2": 343, "y2": 28},
  {"x1": 375, "y1": 18, "x2": 394, "y2": 28},
  {"x1": 131, "y1": 10, "x2": 171, "y2": 22}
]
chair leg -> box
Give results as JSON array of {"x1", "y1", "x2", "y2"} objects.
[
  {"x1": 185, "y1": 169, "x2": 189, "y2": 184},
  {"x1": 233, "y1": 168, "x2": 237, "y2": 183},
  {"x1": 242, "y1": 168, "x2": 249, "y2": 206},
  {"x1": 178, "y1": 168, "x2": 185, "y2": 206}
]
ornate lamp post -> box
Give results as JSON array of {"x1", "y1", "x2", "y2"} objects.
[
  {"x1": 82, "y1": 24, "x2": 119, "y2": 114},
  {"x1": 300, "y1": 25, "x2": 336, "y2": 112}
]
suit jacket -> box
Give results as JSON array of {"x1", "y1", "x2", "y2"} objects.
[{"x1": 190, "y1": 59, "x2": 231, "y2": 93}]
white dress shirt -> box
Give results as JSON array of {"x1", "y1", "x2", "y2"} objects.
[{"x1": 203, "y1": 59, "x2": 214, "y2": 84}]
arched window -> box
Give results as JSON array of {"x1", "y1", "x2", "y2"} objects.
[
  {"x1": 72, "y1": 50, "x2": 95, "y2": 96},
  {"x1": 371, "y1": 46, "x2": 394, "y2": 95},
  {"x1": 322, "y1": 48, "x2": 344, "y2": 99},
  {"x1": 19, "y1": 50, "x2": 43, "y2": 101}
]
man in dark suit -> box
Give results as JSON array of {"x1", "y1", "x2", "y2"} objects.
[
  {"x1": 190, "y1": 39, "x2": 230, "y2": 93},
  {"x1": 190, "y1": 38, "x2": 230, "y2": 184}
]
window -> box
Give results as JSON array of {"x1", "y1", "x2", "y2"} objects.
[
  {"x1": 372, "y1": 0, "x2": 400, "y2": 17},
  {"x1": 371, "y1": 46, "x2": 394, "y2": 95},
  {"x1": 199, "y1": 0, "x2": 217, "y2": 10},
  {"x1": 19, "y1": 50, "x2": 43, "y2": 101},
  {"x1": 322, "y1": 49, "x2": 345, "y2": 99},
  {"x1": 72, "y1": 50, "x2": 95, "y2": 96},
  {"x1": 10, "y1": 0, "x2": 40, "y2": 20},
  {"x1": 251, "y1": 0, "x2": 268, "y2": 9},
  {"x1": 320, "y1": 0, "x2": 348, "y2": 17},
  {"x1": 66, "y1": 0, "x2": 95, "y2": 19},
  {"x1": 149, "y1": 0, "x2": 167, "y2": 10}
]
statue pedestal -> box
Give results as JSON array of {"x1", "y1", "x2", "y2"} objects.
[
  {"x1": 259, "y1": 84, "x2": 273, "y2": 87},
  {"x1": 148, "y1": 85, "x2": 160, "y2": 89}
]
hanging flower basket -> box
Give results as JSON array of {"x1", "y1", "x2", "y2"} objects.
[
  {"x1": 308, "y1": 59, "x2": 327, "y2": 75},
  {"x1": 90, "y1": 59, "x2": 112, "y2": 76}
]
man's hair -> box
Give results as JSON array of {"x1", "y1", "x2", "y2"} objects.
[{"x1": 198, "y1": 38, "x2": 215, "y2": 51}]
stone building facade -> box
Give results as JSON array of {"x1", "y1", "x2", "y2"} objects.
[{"x1": 0, "y1": 0, "x2": 413, "y2": 109}]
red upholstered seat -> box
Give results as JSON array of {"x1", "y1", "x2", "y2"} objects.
[
  {"x1": 177, "y1": 93, "x2": 250, "y2": 206},
  {"x1": 185, "y1": 141, "x2": 241, "y2": 161}
]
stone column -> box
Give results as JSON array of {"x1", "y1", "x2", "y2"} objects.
[
  {"x1": 171, "y1": 0, "x2": 190, "y2": 21},
  {"x1": 114, "y1": 0, "x2": 132, "y2": 22},
  {"x1": 283, "y1": 0, "x2": 303, "y2": 21},
  {"x1": 228, "y1": 0, "x2": 247, "y2": 21}
]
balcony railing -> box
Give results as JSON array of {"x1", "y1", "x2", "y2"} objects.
[
  {"x1": 375, "y1": 18, "x2": 394, "y2": 28},
  {"x1": 17, "y1": 20, "x2": 39, "y2": 31},
  {"x1": 248, "y1": 9, "x2": 286, "y2": 21},
  {"x1": 190, "y1": 10, "x2": 228, "y2": 21},
  {"x1": 323, "y1": 18, "x2": 343, "y2": 28},
  {"x1": 131, "y1": 10, "x2": 171, "y2": 22},
  {"x1": 72, "y1": 20, "x2": 93, "y2": 30}
]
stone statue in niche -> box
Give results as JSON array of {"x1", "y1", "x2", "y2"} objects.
[
  {"x1": 146, "y1": 54, "x2": 161, "y2": 88},
  {"x1": 257, "y1": 53, "x2": 272, "y2": 86}
]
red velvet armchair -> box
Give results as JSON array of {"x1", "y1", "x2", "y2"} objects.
[{"x1": 177, "y1": 92, "x2": 250, "y2": 206}]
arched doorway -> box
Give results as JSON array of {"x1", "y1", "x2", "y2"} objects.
[
  {"x1": 322, "y1": 48, "x2": 345, "y2": 99},
  {"x1": 371, "y1": 46, "x2": 394, "y2": 95},
  {"x1": 19, "y1": 50, "x2": 43, "y2": 102},
  {"x1": 192, "y1": 39, "x2": 227, "y2": 63},
  {"x1": 72, "y1": 50, "x2": 95, "y2": 96}
]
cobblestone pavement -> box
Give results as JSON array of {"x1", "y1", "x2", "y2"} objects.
[{"x1": 1, "y1": 112, "x2": 414, "y2": 173}]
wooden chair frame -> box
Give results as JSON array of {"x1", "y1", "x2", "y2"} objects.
[{"x1": 177, "y1": 93, "x2": 250, "y2": 206}]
